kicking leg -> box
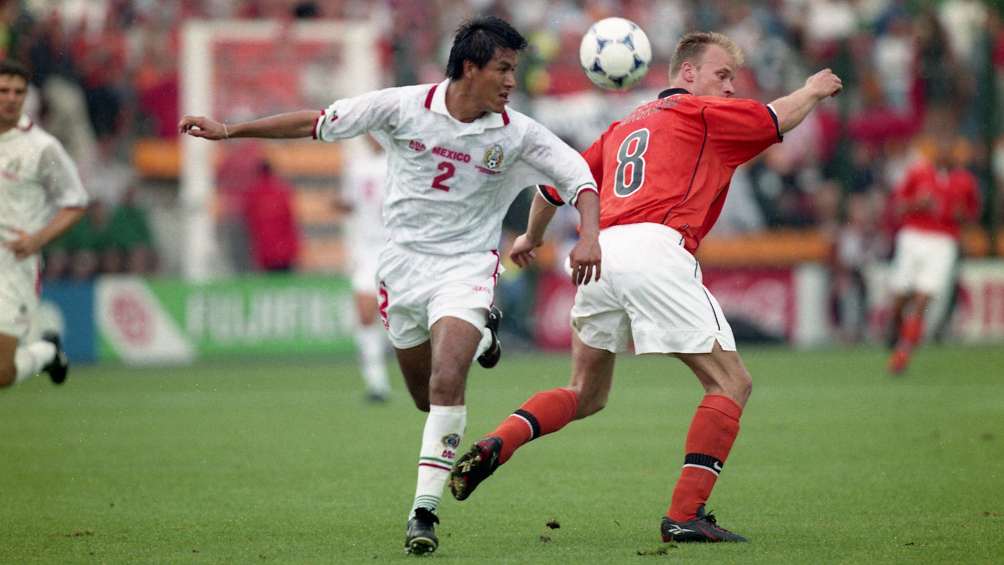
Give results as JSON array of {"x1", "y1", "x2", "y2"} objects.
[
  {"x1": 450, "y1": 331, "x2": 615, "y2": 501},
  {"x1": 662, "y1": 341, "x2": 751, "y2": 543}
]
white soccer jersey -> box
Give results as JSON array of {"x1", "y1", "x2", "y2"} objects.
[
  {"x1": 343, "y1": 146, "x2": 388, "y2": 253},
  {"x1": 315, "y1": 80, "x2": 597, "y2": 255},
  {"x1": 0, "y1": 115, "x2": 87, "y2": 339},
  {"x1": 0, "y1": 115, "x2": 88, "y2": 269}
]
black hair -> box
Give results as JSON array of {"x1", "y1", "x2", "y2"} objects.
[
  {"x1": 445, "y1": 16, "x2": 528, "y2": 80},
  {"x1": 0, "y1": 59, "x2": 30, "y2": 82}
]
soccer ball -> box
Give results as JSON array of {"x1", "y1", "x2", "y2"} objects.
[{"x1": 579, "y1": 17, "x2": 652, "y2": 91}]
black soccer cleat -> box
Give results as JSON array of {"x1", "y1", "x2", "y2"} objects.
[
  {"x1": 476, "y1": 306, "x2": 503, "y2": 369},
  {"x1": 404, "y1": 507, "x2": 439, "y2": 555},
  {"x1": 449, "y1": 437, "x2": 502, "y2": 501},
  {"x1": 41, "y1": 331, "x2": 69, "y2": 385},
  {"x1": 660, "y1": 506, "x2": 748, "y2": 543}
]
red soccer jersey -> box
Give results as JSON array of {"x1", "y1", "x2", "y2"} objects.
[
  {"x1": 891, "y1": 160, "x2": 980, "y2": 239},
  {"x1": 541, "y1": 89, "x2": 781, "y2": 253}
]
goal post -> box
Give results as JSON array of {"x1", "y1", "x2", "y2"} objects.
[{"x1": 179, "y1": 19, "x2": 382, "y2": 281}]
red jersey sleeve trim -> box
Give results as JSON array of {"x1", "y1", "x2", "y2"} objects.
[
  {"x1": 424, "y1": 84, "x2": 438, "y2": 110},
  {"x1": 537, "y1": 184, "x2": 565, "y2": 207},
  {"x1": 312, "y1": 110, "x2": 326, "y2": 140},
  {"x1": 765, "y1": 104, "x2": 783, "y2": 142}
]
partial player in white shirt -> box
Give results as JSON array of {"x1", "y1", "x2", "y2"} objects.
[
  {"x1": 179, "y1": 16, "x2": 601, "y2": 556},
  {"x1": 0, "y1": 60, "x2": 88, "y2": 390},
  {"x1": 335, "y1": 135, "x2": 391, "y2": 402}
]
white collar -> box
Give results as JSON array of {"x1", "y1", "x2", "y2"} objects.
[{"x1": 426, "y1": 79, "x2": 509, "y2": 131}]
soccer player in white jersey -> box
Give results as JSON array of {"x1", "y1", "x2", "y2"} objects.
[
  {"x1": 0, "y1": 60, "x2": 88, "y2": 390},
  {"x1": 337, "y1": 135, "x2": 392, "y2": 402},
  {"x1": 179, "y1": 16, "x2": 601, "y2": 555}
]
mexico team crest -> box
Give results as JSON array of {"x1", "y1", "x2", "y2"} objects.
[{"x1": 482, "y1": 144, "x2": 504, "y2": 170}]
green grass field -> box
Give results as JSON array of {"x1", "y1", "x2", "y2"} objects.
[{"x1": 3, "y1": 345, "x2": 1003, "y2": 564}]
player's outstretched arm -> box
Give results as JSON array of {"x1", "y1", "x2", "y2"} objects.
[
  {"x1": 510, "y1": 191, "x2": 557, "y2": 269},
  {"x1": 769, "y1": 69, "x2": 842, "y2": 134},
  {"x1": 178, "y1": 110, "x2": 320, "y2": 140}
]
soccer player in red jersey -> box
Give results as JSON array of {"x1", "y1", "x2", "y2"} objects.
[
  {"x1": 886, "y1": 138, "x2": 980, "y2": 374},
  {"x1": 449, "y1": 32, "x2": 842, "y2": 543}
]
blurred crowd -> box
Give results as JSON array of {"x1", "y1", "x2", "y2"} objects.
[{"x1": 1, "y1": 0, "x2": 1002, "y2": 289}]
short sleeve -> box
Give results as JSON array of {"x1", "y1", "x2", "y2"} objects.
[
  {"x1": 519, "y1": 120, "x2": 597, "y2": 206},
  {"x1": 581, "y1": 122, "x2": 617, "y2": 191},
  {"x1": 40, "y1": 141, "x2": 88, "y2": 208},
  {"x1": 704, "y1": 98, "x2": 782, "y2": 168},
  {"x1": 315, "y1": 87, "x2": 402, "y2": 142}
]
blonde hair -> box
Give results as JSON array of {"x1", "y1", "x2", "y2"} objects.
[{"x1": 669, "y1": 32, "x2": 744, "y2": 77}]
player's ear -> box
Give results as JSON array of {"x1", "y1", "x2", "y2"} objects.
[
  {"x1": 682, "y1": 61, "x2": 696, "y2": 83},
  {"x1": 463, "y1": 59, "x2": 477, "y2": 79}
]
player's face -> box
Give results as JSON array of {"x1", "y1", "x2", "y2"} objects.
[
  {"x1": 690, "y1": 45, "x2": 737, "y2": 98},
  {"x1": 469, "y1": 48, "x2": 518, "y2": 114},
  {"x1": 0, "y1": 74, "x2": 28, "y2": 128}
]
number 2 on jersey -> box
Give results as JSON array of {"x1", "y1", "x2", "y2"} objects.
[
  {"x1": 614, "y1": 128, "x2": 650, "y2": 197},
  {"x1": 431, "y1": 161, "x2": 455, "y2": 192}
]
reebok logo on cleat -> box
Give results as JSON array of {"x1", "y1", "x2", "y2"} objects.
[{"x1": 664, "y1": 525, "x2": 695, "y2": 535}]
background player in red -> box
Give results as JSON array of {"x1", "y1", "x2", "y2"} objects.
[
  {"x1": 886, "y1": 138, "x2": 980, "y2": 374},
  {"x1": 449, "y1": 32, "x2": 842, "y2": 543}
]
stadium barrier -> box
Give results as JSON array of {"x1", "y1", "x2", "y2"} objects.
[
  {"x1": 37, "y1": 260, "x2": 1004, "y2": 365},
  {"x1": 41, "y1": 274, "x2": 356, "y2": 365}
]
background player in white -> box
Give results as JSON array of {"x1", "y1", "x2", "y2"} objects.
[
  {"x1": 335, "y1": 135, "x2": 392, "y2": 402},
  {"x1": 178, "y1": 16, "x2": 601, "y2": 555},
  {"x1": 0, "y1": 59, "x2": 87, "y2": 389}
]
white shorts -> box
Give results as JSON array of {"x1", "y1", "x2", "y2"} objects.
[
  {"x1": 376, "y1": 242, "x2": 501, "y2": 349},
  {"x1": 0, "y1": 258, "x2": 39, "y2": 341},
  {"x1": 571, "y1": 223, "x2": 735, "y2": 354},
  {"x1": 888, "y1": 227, "x2": 958, "y2": 297},
  {"x1": 350, "y1": 248, "x2": 380, "y2": 295}
]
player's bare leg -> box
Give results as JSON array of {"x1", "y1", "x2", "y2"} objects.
[
  {"x1": 0, "y1": 332, "x2": 67, "y2": 389},
  {"x1": 661, "y1": 342, "x2": 750, "y2": 543},
  {"x1": 887, "y1": 292, "x2": 911, "y2": 349},
  {"x1": 354, "y1": 292, "x2": 390, "y2": 402},
  {"x1": 451, "y1": 332, "x2": 614, "y2": 501},
  {"x1": 889, "y1": 292, "x2": 930, "y2": 375},
  {"x1": 0, "y1": 333, "x2": 16, "y2": 387},
  {"x1": 395, "y1": 342, "x2": 431, "y2": 412},
  {"x1": 404, "y1": 316, "x2": 481, "y2": 555}
]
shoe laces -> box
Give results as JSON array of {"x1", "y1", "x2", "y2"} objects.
[
  {"x1": 413, "y1": 508, "x2": 439, "y2": 524},
  {"x1": 699, "y1": 510, "x2": 734, "y2": 533}
]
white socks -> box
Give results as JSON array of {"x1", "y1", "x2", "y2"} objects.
[
  {"x1": 14, "y1": 341, "x2": 56, "y2": 384},
  {"x1": 356, "y1": 324, "x2": 389, "y2": 395},
  {"x1": 411, "y1": 404, "x2": 467, "y2": 516}
]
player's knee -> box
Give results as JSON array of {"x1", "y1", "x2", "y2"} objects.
[{"x1": 428, "y1": 375, "x2": 465, "y2": 405}]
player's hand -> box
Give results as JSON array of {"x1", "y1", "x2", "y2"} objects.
[
  {"x1": 3, "y1": 229, "x2": 43, "y2": 260},
  {"x1": 806, "y1": 68, "x2": 842, "y2": 99},
  {"x1": 509, "y1": 234, "x2": 541, "y2": 268},
  {"x1": 568, "y1": 235, "x2": 601, "y2": 286},
  {"x1": 178, "y1": 115, "x2": 228, "y2": 140}
]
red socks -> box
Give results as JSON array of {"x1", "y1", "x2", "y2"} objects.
[
  {"x1": 667, "y1": 395, "x2": 743, "y2": 522},
  {"x1": 900, "y1": 315, "x2": 924, "y2": 348},
  {"x1": 490, "y1": 388, "x2": 579, "y2": 464}
]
